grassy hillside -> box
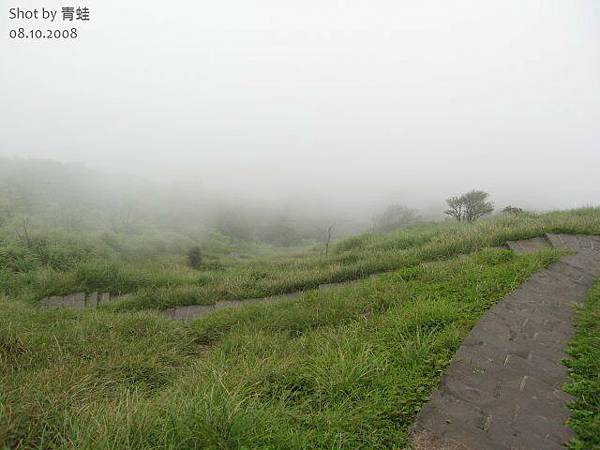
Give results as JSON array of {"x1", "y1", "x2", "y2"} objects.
[
  {"x1": 1, "y1": 207, "x2": 599, "y2": 448},
  {"x1": 0, "y1": 157, "x2": 344, "y2": 252},
  {"x1": 0, "y1": 157, "x2": 331, "y2": 303},
  {"x1": 1, "y1": 163, "x2": 599, "y2": 448},
  {"x1": 2, "y1": 207, "x2": 599, "y2": 310},
  {"x1": 1, "y1": 247, "x2": 561, "y2": 449}
]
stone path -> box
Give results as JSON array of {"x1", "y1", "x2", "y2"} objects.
[
  {"x1": 163, "y1": 291, "x2": 304, "y2": 320},
  {"x1": 413, "y1": 234, "x2": 600, "y2": 450},
  {"x1": 39, "y1": 292, "x2": 122, "y2": 309},
  {"x1": 164, "y1": 275, "x2": 387, "y2": 320},
  {"x1": 505, "y1": 236, "x2": 551, "y2": 254},
  {"x1": 39, "y1": 273, "x2": 377, "y2": 320}
]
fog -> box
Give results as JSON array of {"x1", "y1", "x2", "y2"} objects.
[{"x1": 1, "y1": 0, "x2": 599, "y2": 222}]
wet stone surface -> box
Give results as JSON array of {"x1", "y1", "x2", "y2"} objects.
[{"x1": 413, "y1": 234, "x2": 600, "y2": 450}]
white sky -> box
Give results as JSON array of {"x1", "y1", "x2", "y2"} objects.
[{"x1": 1, "y1": 0, "x2": 599, "y2": 215}]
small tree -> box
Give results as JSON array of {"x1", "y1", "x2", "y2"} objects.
[
  {"x1": 445, "y1": 190, "x2": 494, "y2": 223},
  {"x1": 325, "y1": 224, "x2": 335, "y2": 256},
  {"x1": 15, "y1": 217, "x2": 33, "y2": 248},
  {"x1": 187, "y1": 246, "x2": 203, "y2": 269}
]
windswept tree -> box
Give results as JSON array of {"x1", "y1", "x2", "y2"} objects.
[
  {"x1": 372, "y1": 204, "x2": 420, "y2": 232},
  {"x1": 445, "y1": 190, "x2": 494, "y2": 223},
  {"x1": 15, "y1": 217, "x2": 34, "y2": 248}
]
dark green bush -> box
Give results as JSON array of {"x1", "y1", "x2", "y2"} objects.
[{"x1": 187, "y1": 246, "x2": 203, "y2": 269}]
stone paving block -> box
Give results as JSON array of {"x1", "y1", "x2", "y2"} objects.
[
  {"x1": 561, "y1": 255, "x2": 600, "y2": 277},
  {"x1": 87, "y1": 292, "x2": 98, "y2": 307},
  {"x1": 547, "y1": 261, "x2": 598, "y2": 285},
  {"x1": 545, "y1": 233, "x2": 574, "y2": 251},
  {"x1": 489, "y1": 306, "x2": 572, "y2": 337},
  {"x1": 484, "y1": 411, "x2": 570, "y2": 450},
  {"x1": 62, "y1": 293, "x2": 84, "y2": 309},
  {"x1": 75, "y1": 293, "x2": 87, "y2": 309},
  {"x1": 506, "y1": 237, "x2": 551, "y2": 255},
  {"x1": 40, "y1": 296, "x2": 64, "y2": 308},
  {"x1": 454, "y1": 344, "x2": 569, "y2": 389},
  {"x1": 62, "y1": 294, "x2": 76, "y2": 308},
  {"x1": 415, "y1": 390, "x2": 498, "y2": 450},
  {"x1": 168, "y1": 304, "x2": 214, "y2": 320}
]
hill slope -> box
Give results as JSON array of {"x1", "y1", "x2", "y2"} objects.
[{"x1": 1, "y1": 208, "x2": 600, "y2": 448}]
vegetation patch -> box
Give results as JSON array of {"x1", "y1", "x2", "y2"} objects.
[
  {"x1": 564, "y1": 280, "x2": 600, "y2": 450},
  {"x1": 4, "y1": 208, "x2": 598, "y2": 311},
  {"x1": 1, "y1": 249, "x2": 560, "y2": 448}
]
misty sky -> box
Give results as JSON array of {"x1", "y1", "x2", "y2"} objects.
[{"x1": 1, "y1": 0, "x2": 599, "y2": 215}]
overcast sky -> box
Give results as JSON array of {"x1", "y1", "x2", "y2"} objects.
[{"x1": 1, "y1": 0, "x2": 599, "y2": 215}]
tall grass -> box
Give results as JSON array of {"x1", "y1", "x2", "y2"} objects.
[
  {"x1": 564, "y1": 280, "x2": 600, "y2": 450},
  {"x1": 1, "y1": 248, "x2": 561, "y2": 448},
  {"x1": 2, "y1": 207, "x2": 599, "y2": 310}
]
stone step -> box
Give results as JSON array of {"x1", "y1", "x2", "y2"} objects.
[
  {"x1": 39, "y1": 292, "x2": 118, "y2": 309},
  {"x1": 505, "y1": 237, "x2": 552, "y2": 254},
  {"x1": 545, "y1": 233, "x2": 600, "y2": 252}
]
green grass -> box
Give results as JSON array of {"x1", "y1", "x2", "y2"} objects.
[
  {"x1": 0, "y1": 225, "x2": 304, "y2": 301},
  {"x1": 2, "y1": 160, "x2": 598, "y2": 448},
  {"x1": 64, "y1": 209, "x2": 600, "y2": 310},
  {"x1": 2, "y1": 208, "x2": 598, "y2": 448},
  {"x1": 111, "y1": 208, "x2": 600, "y2": 310},
  {"x1": 1, "y1": 248, "x2": 561, "y2": 449},
  {"x1": 564, "y1": 280, "x2": 600, "y2": 450},
  {"x1": 2, "y1": 208, "x2": 600, "y2": 311}
]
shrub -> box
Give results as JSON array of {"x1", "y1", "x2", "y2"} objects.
[{"x1": 187, "y1": 246, "x2": 203, "y2": 269}]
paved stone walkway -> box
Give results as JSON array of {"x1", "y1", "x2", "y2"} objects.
[
  {"x1": 162, "y1": 291, "x2": 304, "y2": 320},
  {"x1": 39, "y1": 273, "x2": 376, "y2": 320},
  {"x1": 39, "y1": 292, "x2": 120, "y2": 309},
  {"x1": 413, "y1": 234, "x2": 600, "y2": 450}
]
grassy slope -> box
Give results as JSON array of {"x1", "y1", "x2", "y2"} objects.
[
  {"x1": 1, "y1": 248, "x2": 561, "y2": 449},
  {"x1": 564, "y1": 280, "x2": 600, "y2": 450},
  {"x1": 0, "y1": 231, "x2": 304, "y2": 303},
  {"x1": 3, "y1": 208, "x2": 598, "y2": 311},
  {"x1": 112, "y1": 208, "x2": 600, "y2": 310}
]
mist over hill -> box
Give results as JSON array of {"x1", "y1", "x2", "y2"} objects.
[{"x1": 0, "y1": 157, "x2": 373, "y2": 248}]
